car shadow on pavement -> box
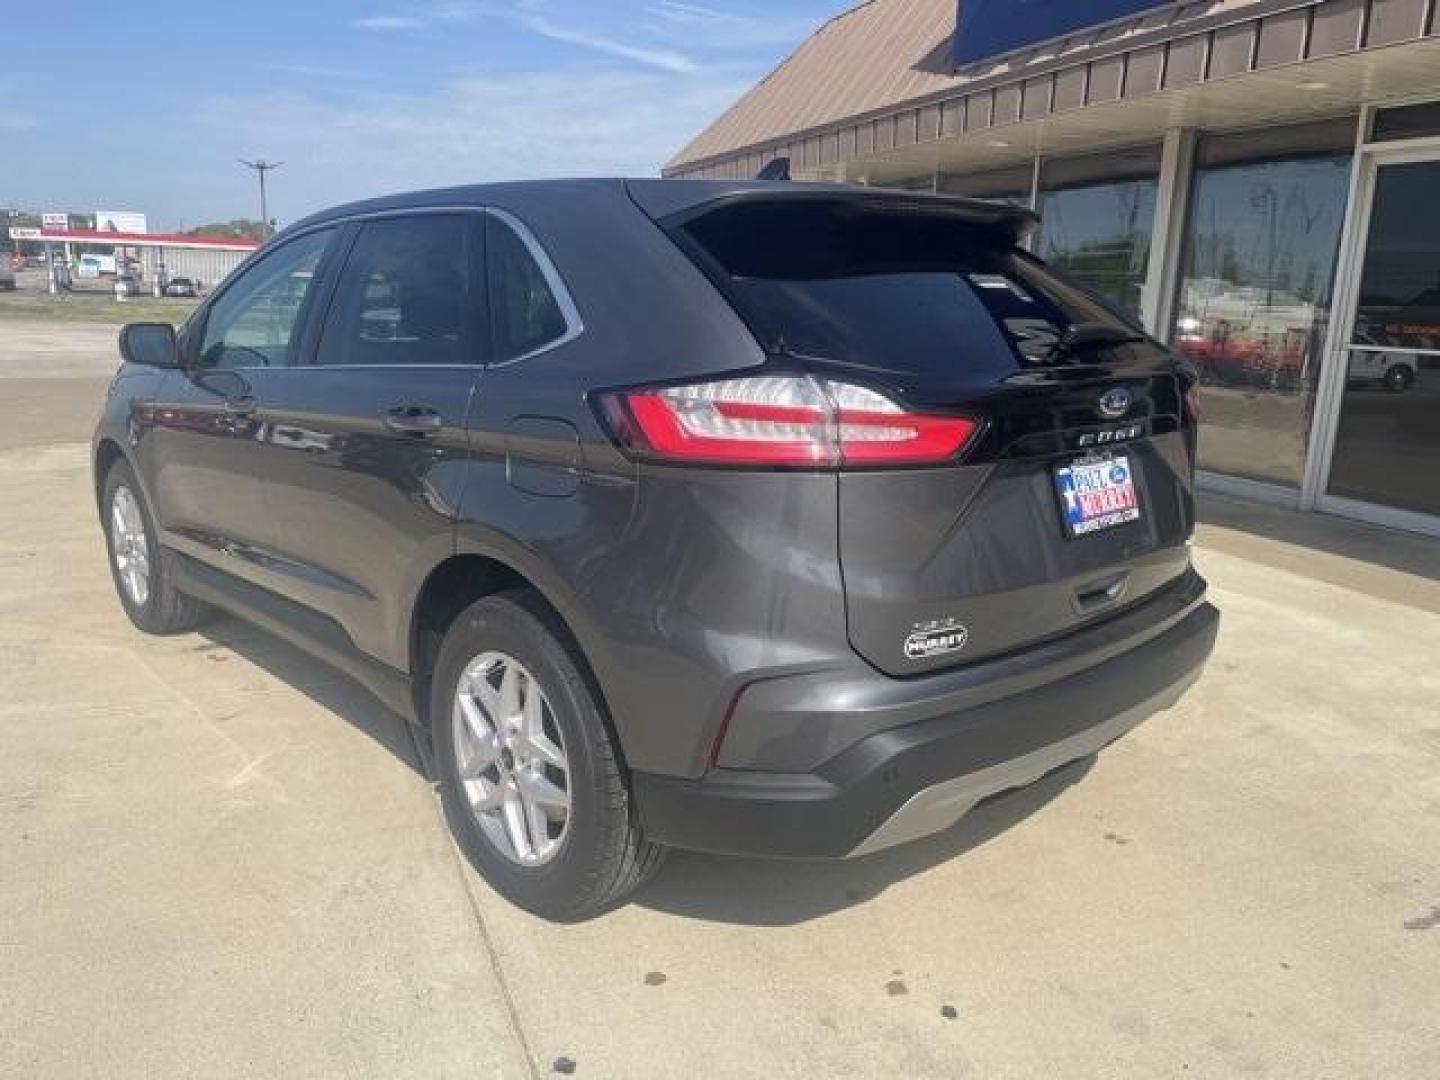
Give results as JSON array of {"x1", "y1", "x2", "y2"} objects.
[
  {"x1": 195, "y1": 615, "x2": 428, "y2": 778},
  {"x1": 190, "y1": 612, "x2": 1093, "y2": 927},
  {"x1": 636, "y1": 757, "x2": 1094, "y2": 926}
]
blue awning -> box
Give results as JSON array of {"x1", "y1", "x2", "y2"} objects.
[{"x1": 954, "y1": 0, "x2": 1175, "y2": 66}]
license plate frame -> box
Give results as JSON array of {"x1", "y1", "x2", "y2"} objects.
[{"x1": 1054, "y1": 453, "x2": 1142, "y2": 538}]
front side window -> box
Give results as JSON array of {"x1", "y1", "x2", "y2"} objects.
[
  {"x1": 316, "y1": 215, "x2": 471, "y2": 367},
  {"x1": 486, "y1": 213, "x2": 571, "y2": 363},
  {"x1": 199, "y1": 229, "x2": 333, "y2": 369}
]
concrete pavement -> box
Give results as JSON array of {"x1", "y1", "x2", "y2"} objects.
[
  {"x1": 1, "y1": 322, "x2": 1437, "y2": 1078},
  {"x1": 0, "y1": 319, "x2": 119, "y2": 451}
]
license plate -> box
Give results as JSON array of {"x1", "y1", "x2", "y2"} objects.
[{"x1": 1054, "y1": 455, "x2": 1141, "y2": 537}]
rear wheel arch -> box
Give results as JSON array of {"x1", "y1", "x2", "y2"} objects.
[{"x1": 407, "y1": 555, "x2": 615, "y2": 754}]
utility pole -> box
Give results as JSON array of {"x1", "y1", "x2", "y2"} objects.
[{"x1": 238, "y1": 159, "x2": 283, "y2": 236}]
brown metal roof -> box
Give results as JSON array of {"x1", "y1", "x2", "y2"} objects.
[
  {"x1": 667, "y1": 0, "x2": 960, "y2": 171},
  {"x1": 665, "y1": 0, "x2": 1295, "y2": 175}
]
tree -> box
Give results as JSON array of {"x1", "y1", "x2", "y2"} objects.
[{"x1": 185, "y1": 219, "x2": 267, "y2": 241}]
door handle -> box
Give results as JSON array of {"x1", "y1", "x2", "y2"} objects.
[{"x1": 384, "y1": 405, "x2": 444, "y2": 435}]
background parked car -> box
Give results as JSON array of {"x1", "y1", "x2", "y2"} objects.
[
  {"x1": 1348, "y1": 349, "x2": 1418, "y2": 391},
  {"x1": 163, "y1": 276, "x2": 198, "y2": 298},
  {"x1": 0, "y1": 266, "x2": 16, "y2": 291},
  {"x1": 113, "y1": 272, "x2": 143, "y2": 299}
]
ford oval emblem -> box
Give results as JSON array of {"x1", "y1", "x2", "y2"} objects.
[{"x1": 1097, "y1": 388, "x2": 1132, "y2": 420}]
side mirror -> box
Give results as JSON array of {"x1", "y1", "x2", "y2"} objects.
[{"x1": 119, "y1": 322, "x2": 179, "y2": 369}]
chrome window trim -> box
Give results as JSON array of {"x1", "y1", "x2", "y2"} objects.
[
  {"x1": 483, "y1": 207, "x2": 585, "y2": 367},
  {"x1": 211, "y1": 364, "x2": 487, "y2": 373},
  {"x1": 213, "y1": 202, "x2": 583, "y2": 370}
]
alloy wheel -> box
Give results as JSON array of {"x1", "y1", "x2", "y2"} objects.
[
  {"x1": 452, "y1": 650, "x2": 571, "y2": 866},
  {"x1": 110, "y1": 486, "x2": 151, "y2": 607}
]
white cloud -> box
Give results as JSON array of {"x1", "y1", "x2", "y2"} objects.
[
  {"x1": 644, "y1": 0, "x2": 824, "y2": 49},
  {"x1": 649, "y1": 1, "x2": 744, "y2": 25},
  {"x1": 189, "y1": 63, "x2": 754, "y2": 219},
  {"x1": 428, "y1": 1, "x2": 492, "y2": 20},
  {"x1": 352, "y1": 14, "x2": 425, "y2": 30},
  {"x1": 0, "y1": 109, "x2": 40, "y2": 133},
  {"x1": 343, "y1": 2, "x2": 812, "y2": 70},
  {"x1": 265, "y1": 63, "x2": 376, "y2": 80},
  {"x1": 520, "y1": 14, "x2": 698, "y2": 73}
]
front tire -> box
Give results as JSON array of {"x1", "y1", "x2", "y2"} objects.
[
  {"x1": 431, "y1": 590, "x2": 665, "y2": 920},
  {"x1": 101, "y1": 460, "x2": 208, "y2": 635}
]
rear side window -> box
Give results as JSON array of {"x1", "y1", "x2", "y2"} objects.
[
  {"x1": 486, "y1": 213, "x2": 572, "y2": 363},
  {"x1": 676, "y1": 200, "x2": 1138, "y2": 377},
  {"x1": 317, "y1": 214, "x2": 472, "y2": 367}
]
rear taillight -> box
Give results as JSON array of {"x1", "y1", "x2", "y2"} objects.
[{"x1": 599, "y1": 375, "x2": 978, "y2": 468}]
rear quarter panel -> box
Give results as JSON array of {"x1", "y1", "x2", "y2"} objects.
[{"x1": 454, "y1": 185, "x2": 844, "y2": 778}]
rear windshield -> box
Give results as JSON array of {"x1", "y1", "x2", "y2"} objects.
[{"x1": 676, "y1": 200, "x2": 1138, "y2": 378}]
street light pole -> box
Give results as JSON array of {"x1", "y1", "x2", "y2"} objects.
[{"x1": 238, "y1": 159, "x2": 284, "y2": 236}]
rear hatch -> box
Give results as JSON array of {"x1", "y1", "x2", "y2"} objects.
[{"x1": 636, "y1": 185, "x2": 1199, "y2": 677}]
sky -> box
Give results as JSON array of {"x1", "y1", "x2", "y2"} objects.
[{"x1": 0, "y1": 1, "x2": 837, "y2": 231}]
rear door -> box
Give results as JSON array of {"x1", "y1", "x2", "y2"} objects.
[
  {"x1": 664, "y1": 195, "x2": 1198, "y2": 676},
  {"x1": 259, "y1": 211, "x2": 485, "y2": 667}
]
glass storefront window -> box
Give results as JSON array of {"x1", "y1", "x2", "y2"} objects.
[
  {"x1": 1036, "y1": 147, "x2": 1160, "y2": 321},
  {"x1": 1174, "y1": 124, "x2": 1354, "y2": 487},
  {"x1": 1370, "y1": 101, "x2": 1440, "y2": 144},
  {"x1": 1328, "y1": 159, "x2": 1440, "y2": 518}
]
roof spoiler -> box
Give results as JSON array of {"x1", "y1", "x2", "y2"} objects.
[
  {"x1": 754, "y1": 156, "x2": 792, "y2": 182},
  {"x1": 627, "y1": 179, "x2": 1040, "y2": 242}
]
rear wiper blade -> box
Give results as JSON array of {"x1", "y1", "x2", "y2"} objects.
[{"x1": 1043, "y1": 322, "x2": 1147, "y2": 363}]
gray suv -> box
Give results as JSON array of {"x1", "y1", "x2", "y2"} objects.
[{"x1": 93, "y1": 180, "x2": 1218, "y2": 920}]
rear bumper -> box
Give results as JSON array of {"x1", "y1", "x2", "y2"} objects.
[{"x1": 632, "y1": 589, "x2": 1218, "y2": 859}]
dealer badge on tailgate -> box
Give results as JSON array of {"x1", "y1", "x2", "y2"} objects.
[
  {"x1": 1055, "y1": 454, "x2": 1141, "y2": 538},
  {"x1": 904, "y1": 618, "x2": 969, "y2": 660}
]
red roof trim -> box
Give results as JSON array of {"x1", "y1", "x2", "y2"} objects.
[{"x1": 32, "y1": 229, "x2": 261, "y2": 250}]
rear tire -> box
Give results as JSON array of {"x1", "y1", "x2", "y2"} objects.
[
  {"x1": 1385, "y1": 364, "x2": 1414, "y2": 393},
  {"x1": 101, "y1": 460, "x2": 209, "y2": 635},
  {"x1": 431, "y1": 590, "x2": 665, "y2": 920}
]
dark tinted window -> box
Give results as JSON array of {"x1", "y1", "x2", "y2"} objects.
[
  {"x1": 317, "y1": 215, "x2": 471, "y2": 367},
  {"x1": 679, "y1": 200, "x2": 1135, "y2": 378},
  {"x1": 200, "y1": 229, "x2": 333, "y2": 369},
  {"x1": 1351, "y1": 161, "x2": 1440, "y2": 350},
  {"x1": 1370, "y1": 101, "x2": 1440, "y2": 143},
  {"x1": 1329, "y1": 159, "x2": 1440, "y2": 518},
  {"x1": 486, "y1": 214, "x2": 569, "y2": 362}
]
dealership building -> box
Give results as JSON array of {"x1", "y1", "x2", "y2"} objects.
[{"x1": 667, "y1": 0, "x2": 1440, "y2": 536}]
